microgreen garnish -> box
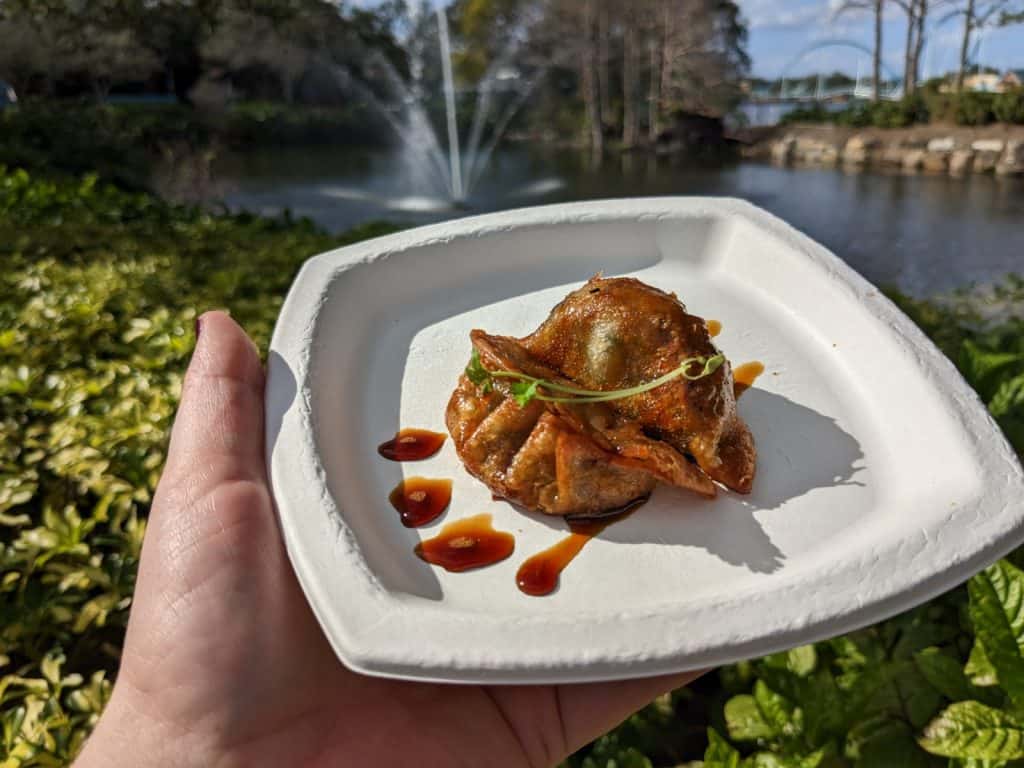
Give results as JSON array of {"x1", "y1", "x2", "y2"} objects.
[
  {"x1": 510, "y1": 380, "x2": 539, "y2": 407},
  {"x1": 465, "y1": 349, "x2": 493, "y2": 393},
  {"x1": 464, "y1": 349, "x2": 725, "y2": 407}
]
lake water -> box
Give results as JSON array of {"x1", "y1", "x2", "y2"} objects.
[{"x1": 215, "y1": 145, "x2": 1024, "y2": 297}]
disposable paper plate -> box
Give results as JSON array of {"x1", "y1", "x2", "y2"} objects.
[{"x1": 265, "y1": 198, "x2": 1024, "y2": 684}]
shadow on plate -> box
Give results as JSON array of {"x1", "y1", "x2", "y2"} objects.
[{"x1": 521, "y1": 389, "x2": 864, "y2": 576}]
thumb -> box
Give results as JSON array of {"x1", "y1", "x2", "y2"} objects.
[
  {"x1": 159, "y1": 311, "x2": 267, "y2": 499},
  {"x1": 122, "y1": 311, "x2": 278, "y2": 667},
  {"x1": 85, "y1": 316, "x2": 303, "y2": 764}
]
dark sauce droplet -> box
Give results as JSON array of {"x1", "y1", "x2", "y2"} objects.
[
  {"x1": 516, "y1": 532, "x2": 591, "y2": 597},
  {"x1": 389, "y1": 477, "x2": 452, "y2": 528},
  {"x1": 516, "y1": 497, "x2": 647, "y2": 597},
  {"x1": 378, "y1": 429, "x2": 446, "y2": 461},
  {"x1": 415, "y1": 514, "x2": 515, "y2": 572},
  {"x1": 733, "y1": 361, "x2": 765, "y2": 398}
]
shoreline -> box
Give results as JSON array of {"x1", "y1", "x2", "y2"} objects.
[{"x1": 745, "y1": 123, "x2": 1024, "y2": 177}]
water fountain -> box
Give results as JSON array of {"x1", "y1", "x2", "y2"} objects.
[
  {"x1": 320, "y1": 4, "x2": 556, "y2": 214},
  {"x1": 435, "y1": 6, "x2": 463, "y2": 201},
  {"x1": 777, "y1": 40, "x2": 904, "y2": 101}
]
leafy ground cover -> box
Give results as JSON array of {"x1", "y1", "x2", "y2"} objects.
[{"x1": 1, "y1": 167, "x2": 1022, "y2": 766}]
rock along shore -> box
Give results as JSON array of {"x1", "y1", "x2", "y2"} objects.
[{"x1": 745, "y1": 123, "x2": 1024, "y2": 177}]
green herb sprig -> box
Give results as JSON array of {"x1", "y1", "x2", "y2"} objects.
[{"x1": 465, "y1": 349, "x2": 725, "y2": 407}]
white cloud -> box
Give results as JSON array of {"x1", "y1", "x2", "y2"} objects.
[{"x1": 738, "y1": 0, "x2": 827, "y2": 29}]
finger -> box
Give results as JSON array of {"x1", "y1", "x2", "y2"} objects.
[
  {"x1": 124, "y1": 311, "x2": 274, "y2": 663},
  {"x1": 114, "y1": 311, "x2": 288, "y2": 743},
  {"x1": 556, "y1": 669, "x2": 706, "y2": 754},
  {"x1": 138, "y1": 310, "x2": 271, "y2": 614},
  {"x1": 155, "y1": 311, "x2": 267, "y2": 515}
]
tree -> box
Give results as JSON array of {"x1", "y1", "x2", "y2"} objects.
[
  {"x1": 199, "y1": 0, "x2": 407, "y2": 105},
  {"x1": 912, "y1": 0, "x2": 930, "y2": 91},
  {"x1": 581, "y1": 0, "x2": 603, "y2": 152},
  {"x1": 596, "y1": 1, "x2": 611, "y2": 133},
  {"x1": 0, "y1": 12, "x2": 52, "y2": 96},
  {"x1": 647, "y1": 2, "x2": 663, "y2": 141},
  {"x1": 943, "y1": 0, "x2": 1022, "y2": 90},
  {"x1": 956, "y1": 0, "x2": 977, "y2": 89},
  {"x1": 873, "y1": 0, "x2": 883, "y2": 99},
  {"x1": 895, "y1": 0, "x2": 936, "y2": 95},
  {"x1": 450, "y1": 0, "x2": 524, "y2": 83},
  {"x1": 531, "y1": 0, "x2": 605, "y2": 150},
  {"x1": 835, "y1": 0, "x2": 885, "y2": 100},
  {"x1": 2, "y1": 0, "x2": 160, "y2": 100},
  {"x1": 201, "y1": 2, "x2": 314, "y2": 104},
  {"x1": 120, "y1": 0, "x2": 223, "y2": 103},
  {"x1": 0, "y1": 0, "x2": 410, "y2": 103},
  {"x1": 899, "y1": 0, "x2": 916, "y2": 93},
  {"x1": 453, "y1": 0, "x2": 748, "y2": 150},
  {"x1": 656, "y1": 0, "x2": 748, "y2": 118},
  {"x1": 621, "y1": 5, "x2": 639, "y2": 146},
  {"x1": 63, "y1": 26, "x2": 159, "y2": 100}
]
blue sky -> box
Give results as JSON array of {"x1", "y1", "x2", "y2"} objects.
[
  {"x1": 737, "y1": 0, "x2": 1024, "y2": 78},
  {"x1": 356, "y1": 0, "x2": 1024, "y2": 80}
]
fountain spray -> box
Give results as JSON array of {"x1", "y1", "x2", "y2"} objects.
[{"x1": 436, "y1": 7, "x2": 463, "y2": 201}]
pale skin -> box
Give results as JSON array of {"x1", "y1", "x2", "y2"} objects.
[{"x1": 75, "y1": 311, "x2": 701, "y2": 768}]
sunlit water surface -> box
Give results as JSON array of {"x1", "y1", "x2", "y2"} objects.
[{"x1": 214, "y1": 145, "x2": 1024, "y2": 296}]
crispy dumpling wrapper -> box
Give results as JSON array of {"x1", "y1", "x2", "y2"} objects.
[{"x1": 445, "y1": 276, "x2": 756, "y2": 516}]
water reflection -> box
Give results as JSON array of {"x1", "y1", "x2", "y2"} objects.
[{"x1": 214, "y1": 145, "x2": 1024, "y2": 296}]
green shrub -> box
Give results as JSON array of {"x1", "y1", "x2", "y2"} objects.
[
  {"x1": 700, "y1": 559, "x2": 1024, "y2": 768},
  {"x1": 872, "y1": 94, "x2": 929, "y2": 128},
  {"x1": 0, "y1": 103, "x2": 207, "y2": 190},
  {"x1": 919, "y1": 84, "x2": 999, "y2": 126},
  {"x1": 994, "y1": 89, "x2": 1024, "y2": 125},
  {"x1": 781, "y1": 96, "x2": 930, "y2": 129},
  {"x1": 833, "y1": 102, "x2": 875, "y2": 128},
  {"x1": 954, "y1": 91, "x2": 997, "y2": 126},
  {"x1": 222, "y1": 100, "x2": 387, "y2": 146},
  {"x1": 777, "y1": 89, "x2": 1024, "y2": 129},
  {"x1": 0, "y1": 101, "x2": 391, "y2": 191},
  {"x1": 2, "y1": 166, "x2": 1023, "y2": 767},
  {"x1": 920, "y1": 84, "x2": 959, "y2": 124},
  {"x1": 779, "y1": 105, "x2": 833, "y2": 126},
  {"x1": 0, "y1": 166, "x2": 397, "y2": 765},
  {"x1": 870, "y1": 101, "x2": 907, "y2": 129}
]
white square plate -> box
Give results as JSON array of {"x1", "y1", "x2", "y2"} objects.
[{"x1": 265, "y1": 198, "x2": 1024, "y2": 684}]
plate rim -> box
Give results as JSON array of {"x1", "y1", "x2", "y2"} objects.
[{"x1": 265, "y1": 196, "x2": 1024, "y2": 684}]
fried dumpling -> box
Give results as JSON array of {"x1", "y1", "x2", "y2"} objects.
[
  {"x1": 445, "y1": 276, "x2": 756, "y2": 517},
  {"x1": 520, "y1": 276, "x2": 756, "y2": 493},
  {"x1": 446, "y1": 372, "x2": 661, "y2": 517}
]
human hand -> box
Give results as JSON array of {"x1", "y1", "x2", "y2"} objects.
[{"x1": 76, "y1": 311, "x2": 701, "y2": 768}]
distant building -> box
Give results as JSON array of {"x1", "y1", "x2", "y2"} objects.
[
  {"x1": 963, "y1": 72, "x2": 1002, "y2": 92},
  {"x1": 1000, "y1": 69, "x2": 1024, "y2": 90},
  {"x1": 938, "y1": 70, "x2": 1024, "y2": 94}
]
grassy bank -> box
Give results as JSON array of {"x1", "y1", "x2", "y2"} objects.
[
  {"x1": 780, "y1": 87, "x2": 1024, "y2": 130},
  {"x1": 1, "y1": 167, "x2": 1022, "y2": 766}
]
